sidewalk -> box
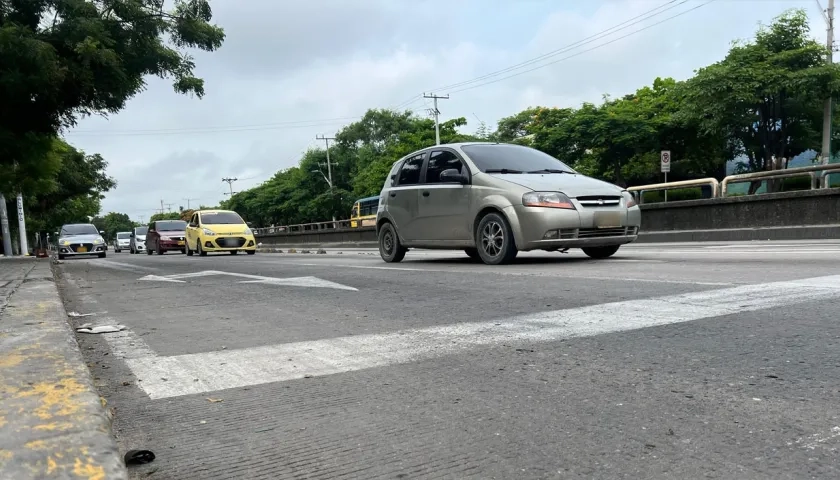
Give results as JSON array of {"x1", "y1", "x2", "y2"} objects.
[{"x1": 0, "y1": 258, "x2": 127, "y2": 479}]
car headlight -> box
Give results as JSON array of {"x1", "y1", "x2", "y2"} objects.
[
  {"x1": 622, "y1": 191, "x2": 638, "y2": 208},
  {"x1": 93, "y1": 237, "x2": 103, "y2": 244},
  {"x1": 160, "y1": 236, "x2": 171, "y2": 241},
  {"x1": 61, "y1": 240, "x2": 70, "y2": 246},
  {"x1": 202, "y1": 228, "x2": 216, "y2": 236},
  {"x1": 522, "y1": 191, "x2": 576, "y2": 209},
  {"x1": 243, "y1": 228, "x2": 252, "y2": 235}
]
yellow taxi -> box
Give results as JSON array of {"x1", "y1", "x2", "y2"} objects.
[{"x1": 185, "y1": 209, "x2": 257, "y2": 256}]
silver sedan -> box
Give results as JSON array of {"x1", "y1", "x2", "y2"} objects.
[
  {"x1": 376, "y1": 142, "x2": 641, "y2": 265},
  {"x1": 56, "y1": 223, "x2": 108, "y2": 260}
]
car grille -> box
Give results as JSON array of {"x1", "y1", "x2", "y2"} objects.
[
  {"x1": 215, "y1": 237, "x2": 246, "y2": 248},
  {"x1": 575, "y1": 195, "x2": 621, "y2": 207},
  {"x1": 557, "y1": 227, "x2": 638, "y2": 239},
  {"x1": 168, "y1": 236, "x2": 185, "y2": 241},
  {"x1": 70, "y1": 243, "x2": 93, "y2": 252}
]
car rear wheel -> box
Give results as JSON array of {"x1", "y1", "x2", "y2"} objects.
[
  {"x1": 378, "y1": 222, "x2": 406, "y2": 263},
  {"x1": 476, "y1": 212, "x2": 518, "y2": 265},
  {"x1": 581, "y1": 245, "x2": 620, "y2": 259}
]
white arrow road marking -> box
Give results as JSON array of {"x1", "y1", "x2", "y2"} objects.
[
  {"x1": 107, "y1": 274, "x2": 840, "y2": 400},
  {"x1": 137, "y1": 270, "x2": 357, "y2": 291}
]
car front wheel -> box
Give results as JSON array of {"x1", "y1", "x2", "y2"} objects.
[
  {"x1": 476, "y1": 212, "x2": 518, "y2": 265},
  {"x1": 581, "y1": 245, "x2": 620, "y2": 259},
  {"x1": 378, "y1": 222, "x2": 406, "y2": 263}
]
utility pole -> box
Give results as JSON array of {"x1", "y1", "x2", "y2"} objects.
[
  {"x1": 316, "y1": 134, "x2": 337, "y2": 222},
  {"x1": 222, "y1": 177, "x2": 238, "y2": 196},
  {"x1": 159, "y1": 199, "x2": 165, "y2": 215},
  {"x1": 183, "y1": 198, "x2": 198, "y2": 210},
  {"x1": 423, "y1": 93, "x2": 449, "y2": 145},
  {"x1": 821, "y1": 0, "x2": 835, "y2": 181},
  {"x1": 0, "y1": 194, "x2": 12, "y2": 256},
  {"x1": 164, "y1": 203, "x2": 175, "y2": 213},
  {"x1": 16, "y1": 193, "x2": 28, "y2": 255}
]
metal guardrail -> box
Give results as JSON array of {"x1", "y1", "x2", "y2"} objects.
[
  {"x1": 627, "y1": 178, "x2": 720, "y2": 205},
  {"x1": 253, "y1": 219, "x2": 363, "y2": 236},
  {"x1": 254, "y1": 164, "x2": 840, "y2": 234},
  {"x1": 720, "y1": 163, "x2": 840, "y2": 196}
]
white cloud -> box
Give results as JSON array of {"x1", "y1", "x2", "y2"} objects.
[{"x1": 62, "y1": 0, "x2": 828, "y2": 221}]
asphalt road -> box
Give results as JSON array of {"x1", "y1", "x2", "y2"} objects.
[{"x1": 54, "y1": 241, "x2": 840, "y2": 479}]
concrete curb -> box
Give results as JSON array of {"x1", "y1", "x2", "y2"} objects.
[
  {"x1": 636, "y1": 225, "x2": 840, "y2": 243},
  {"x1": 0, "y1": 261, "x2": 127, "y2": 479}
]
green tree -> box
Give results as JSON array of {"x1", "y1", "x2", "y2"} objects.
[
  {"x1": 149, "y1": 212, "x2": 182, "y2": 222},
  {"x1": 0, "y1": 0, "x2": 225, "y2": 193},
  {"x1": 682, "y1": 9, "x2": 840, "y2": 192},
  {"x1": 24, "y1": 140, "x2": 116, "y2": 236},
  {"x1": 92, "y1": 212, "x2": 135, "y2": 241}
]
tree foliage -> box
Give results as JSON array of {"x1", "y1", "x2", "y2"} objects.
[
  {"x1": 0, "y1": 0, "x2": 225, "y2": 193},
  {"x1": 149, "y1": 212, "x2": 182, "y2": 222},
  {"x1": 224, "y1": 9, "x2": 838, "y2": 225},
  {"x1": 92, "y1": 212, "x2": 136, "y2": 240}
]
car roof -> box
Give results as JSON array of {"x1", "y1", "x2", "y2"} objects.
[
  {"x1": 196, "y1": 209, "x2": 235, "y2": 214},
  {"x1": 61, "y1": 223, "x2": 95, "y2": 227},
  {"x1": 399, "y1": 141, "x2": 523, "y2": 158},
  {"x1": 356, "y1": 196, "x2": 379, "y2": 202}
]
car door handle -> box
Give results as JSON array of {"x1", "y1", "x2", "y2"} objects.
[
  {"x1": 422, "y1": 191, "x2": 430, "y2": 197},
  {"x1": 389, "y1": 192, "x2": 397, "y2": 197}
]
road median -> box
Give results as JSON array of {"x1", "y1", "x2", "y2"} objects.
[{"x1": 0, "y1": 259, "x2": 126, "y2": 479}]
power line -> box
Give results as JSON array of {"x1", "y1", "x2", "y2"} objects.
[
  {"x1": 448, "y1": 0, "x2": 715, "y2": 95},
  {"x1": 430, "y1": 0, "x2": 687, "y2": 93}
]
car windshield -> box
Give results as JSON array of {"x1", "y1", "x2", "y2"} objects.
[
  {"x1": 135, "y1": 227, "x2": 148, "y2": 235},
  {"x1": 156, "y1": 220, "x2": 187, "y2": 231},
  {"x1": 462, "y1": 144, "x2": 575, "y2": 174},
  {"x1": 60, "y1": 224, "x2": 98, "y2": 236},
  {"x1": 200, "y1": 212, "x2": 244, "y2": 225},
  {"x1": 117, "y1": 233, "x2": 131, "y2": 239}
]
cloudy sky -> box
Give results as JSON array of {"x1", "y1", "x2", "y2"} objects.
[{"x1": 64, "y1": 0, "x2": 825, "y2": 223}]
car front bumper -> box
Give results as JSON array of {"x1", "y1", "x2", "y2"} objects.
[
  {"x1": 58, "y1": 243, "x2": 107, "y2": 256},
  {"x1": 160, "y1": 240, "x2": 187, "y2": 250},
  {"x1": 199, "y1": 235, "x2": 257, "y2": 251},
  {"x1": 505, "y1": 204, "x2": 641, "y2": 251}
]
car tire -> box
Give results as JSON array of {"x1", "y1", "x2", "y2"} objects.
[
  {"x1": 464, "y1": 248, "x2": 481, "y2": 260},
  {"x1": 581, "y1": 245, "x2": 620, "y2": 259},
  {"x1": 181, "y1": 249, "x2": 186, "y2": 255},
  {"x1": 58, "y1": 254, "x2": 65, "y2": 260},
  {"x1": 476, "y1": 212, "x2": 518, "y2": 265},
  {"x1": 186, "y1": 242, "x2": 193, "y2": 256},
  {"x1": 146, "y1": 247, "x2": 153, "y2": 255},
  {"x1": 115, "y1": 249, "x2": 120, "y2": 253},
  {"x1": 98, "y1": 252, "x2": 106, "y2": 258},
  {"x1": 230, "y1": 250, "x2": 238, "y2": 255},
  {"x1": 197, "y1": 242, "x2": 207, "y2": 257},
  {"x1": 378, "y1": 222, "x2": 406, "y2": 263},
  {"x1": 157, "y1": 245, "x2": 164, "y2": 255},
  {"x1": 246, "y1": 250, "x2": 256, "y2": 255}
]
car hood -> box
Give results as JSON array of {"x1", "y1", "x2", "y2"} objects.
[
  {"x1": 487, "y1": 173, "x2": 623, "y2": 197},
  {"x1": 202, "y1": 224, "x2": 250, "y2": 234},
  {"x1": 60, "y1": 234, "x2": 102, "y2": 243},
  {"x1": 135, "y1": 235, "x2": 146, "y2": 241},
  {"x1": 159, "y1": 231, "x2": 186, "y2": 237}
]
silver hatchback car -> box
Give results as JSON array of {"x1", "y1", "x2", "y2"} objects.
[{"x1": 376, "y1": 142, "x2": 641, "y2": 265}]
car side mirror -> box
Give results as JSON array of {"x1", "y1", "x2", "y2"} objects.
[
  {"x1": 440, "y1": 169, "x2": 468, "y2": 185},
  {"x1": 99, "y1": 230, "x2": 105, "y2": 235}
]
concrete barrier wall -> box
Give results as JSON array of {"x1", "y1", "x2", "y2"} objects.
[{"x1": 254, "y1": 188, "x2": 840, "y2": 247}]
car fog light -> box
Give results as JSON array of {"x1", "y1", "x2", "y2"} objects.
[{"x1": 543, "y1": 230, "x2": 559, "y2": 239}]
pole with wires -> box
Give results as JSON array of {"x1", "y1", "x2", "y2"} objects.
[
  {"x1": 820, "y1": 0, "x2": 835, "y2": 183},
  {"x1": 423, "y1": 93, "x2": 449, "y2": 145}
]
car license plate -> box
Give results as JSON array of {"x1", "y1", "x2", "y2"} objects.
[
  {"x1": 593, "y1": 212, "x2": 623, "y2": 228},
  {"x1": 77, "y1": 246, "x2": 87, "y2": 253},
  {"x1": 177, "y1": 241, "x2": 185, "y2": 246}
]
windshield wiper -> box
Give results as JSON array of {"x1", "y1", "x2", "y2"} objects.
[
  {"x1": 526, "y1": 169, "x2": 571, "y2": 174},
  {"x1": 485, "y1": 168, "x2": 523, "y2": 174}
]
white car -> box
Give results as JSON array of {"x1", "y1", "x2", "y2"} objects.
[
  {"x1": 130, "y1": 226, "x2": 148, "y2": 254},
  {"x1": 113, "y1": 231, "x2": 131, "y2": 253}
]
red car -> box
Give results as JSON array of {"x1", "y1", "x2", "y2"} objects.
[{"x1": 145, "y1": 219, "x2": 188, "y2": 255}]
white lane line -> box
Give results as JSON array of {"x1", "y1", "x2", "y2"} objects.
[
  {"x1": 280, "y1": 263, "x2": 732, "y2": 286},
  {"x1": 91, "y1": 260, "x2": 157, "y2": 272},
  {"x1": 116, "y1": 274, "x2": 840, "y2": 400}
]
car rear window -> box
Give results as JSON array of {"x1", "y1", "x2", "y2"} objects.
[
  {"x1": 156, "y1": 220, "x2": 187, "y2": 231},
  {"x1": 135, "y1": 227, "x2": 148, "y2": 235},
  {"x1": 200, "y1": 212, "x2": 244, "y2": 225},
  {"x1": 461, "y1": 144, "x2": 574, "y2": 173}
]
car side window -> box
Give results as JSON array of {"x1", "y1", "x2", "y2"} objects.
[
  {"x1": 397, "y1": 154, "x2": 424, "y2": 186},
  {"x1": 425, "y1": 150, "x2": 464, "y2": 184},
  {"x1": 190, "y1": 214, "x2": 198, "y2": 227}
]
